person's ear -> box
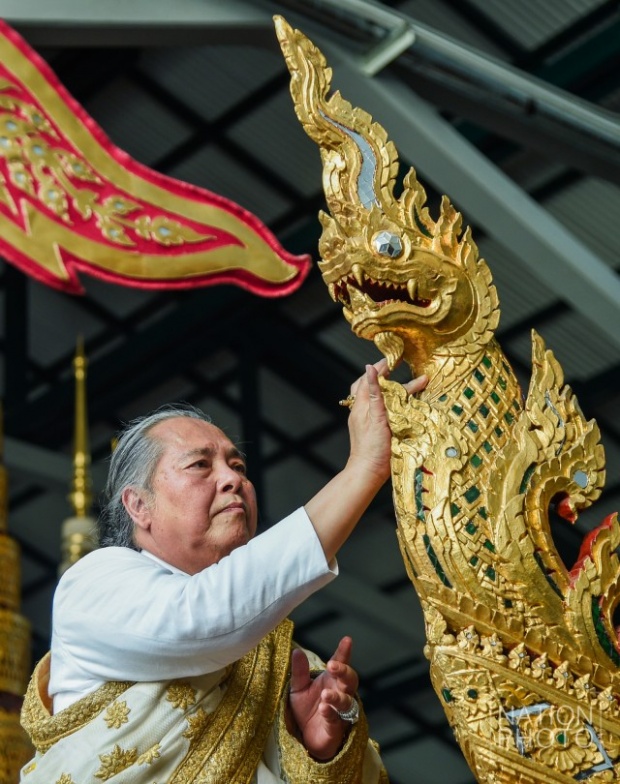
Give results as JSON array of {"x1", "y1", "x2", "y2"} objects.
[{"x1": 122, "y1": 486, "x2": 152, "y2": 532}]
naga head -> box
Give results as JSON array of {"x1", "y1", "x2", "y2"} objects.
[{"x1": 276, "y1": 17, "x2": 499, "y2": 375}]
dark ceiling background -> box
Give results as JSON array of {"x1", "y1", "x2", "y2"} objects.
[{"x1": 1, "y1": 2, "x2": 620, "y2": 781}]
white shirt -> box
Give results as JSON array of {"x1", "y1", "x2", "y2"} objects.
[{"x1": 50, "y1": 507, "x2": 337, "y2": 713}]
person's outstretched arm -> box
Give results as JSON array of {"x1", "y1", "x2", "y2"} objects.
[{"x1": 304, "y1": 359, "x2": 427, "y2": 562}]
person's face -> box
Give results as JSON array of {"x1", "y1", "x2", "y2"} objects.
[{"x1": 124, "y1": 417, "x2": 258, "y2": 574}]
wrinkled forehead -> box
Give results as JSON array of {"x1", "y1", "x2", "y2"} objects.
[{"x1": 150, "y1": 417, "x2": 234, "y2": 453}]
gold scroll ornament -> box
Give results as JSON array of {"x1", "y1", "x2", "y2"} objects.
[
  {"x1": 0, "y1": 20, "x2": 309, "y2": 296},
  {"x1": 276, "y1": 16, "x2": 620, "y2": 783}
]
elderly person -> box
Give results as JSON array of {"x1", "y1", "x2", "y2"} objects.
[{"x1": 20, "y1": 361, "x2": 426, "y2": 783}]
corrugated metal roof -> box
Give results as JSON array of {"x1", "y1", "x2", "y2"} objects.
[{"x1": 465, "y1": 0, "x2": 608, "y2": 51}]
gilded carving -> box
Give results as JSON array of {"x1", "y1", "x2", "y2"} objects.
[{"x1": 276, "y1": 16, "x2": 620, "y2": 783}]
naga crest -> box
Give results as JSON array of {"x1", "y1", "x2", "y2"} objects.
[
  {"x1": 275, "y1": 16, "x2": 498, "y2": 380},
  {"x1": 277, "y1": 16, "x2": 620, "y2": 784}
]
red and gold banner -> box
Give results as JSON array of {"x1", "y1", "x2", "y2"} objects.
[{"x1": 0, "y1": 20, "x2": 310, "y2": 296}]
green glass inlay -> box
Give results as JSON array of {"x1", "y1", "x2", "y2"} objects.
[
  {"x1": 482, "y1": 355, "x2": 492, "y2": 368},
  {"x1": 438, "y1": 394, "x2": 447, "y2": 402},
  {"x1": 498, "y1": 376, "x2": 507, "y2": 390},
  {"x1": 533, "y1": 552, "x2": 563, "y2": 599},
  {"x1": 504, "y1": 411, "x2": 515, "y2": 425},
  {"x1": 485, "y1": 566, "x2": 496, "y2": 581},
  {"x1": 495, "y1": 426, "x2": 503, "y2": 438},
  {"x1": 591, "y1": 597, "x2": 620, "y2": 667},
  {"x1": 490, "y1": 391, "x2": 500, "y2": 404},
  {"x1": 479, "y1": 507, "x2": 488, "y2": 520},
  {"x1": 470, "y1": 556, "x2": 479, "y2": 566},
  {"x1": 467, "y1": 689, "x2": 478, "y2": 699},
  {"x1": 470, "y1": 454, "x2": 482, "y2": 468},
  {"x1": 473, "y1": 369, "x2": 484, "y2": 383},
  {"x1": 423, "y1": 534, "x2": 452, "y2": 588},
  {"x1": 441, "y1": 688, "x2": 453, "y2": 703},
  {"x1": 452, "y1": 405, "x2": 463, "y2": 416},
  {"x1": 482, "y1": 441, "x2": 492, "y2": 453},
  {"x1": 483, "y1": 539, "x2": 496, "y2": 553},
  {"x1": 467, "y1": 420, "x2": 478, "y2": 433},
  {"x1": 504, "y1": 599, "x2": 513, "y2": 609},
  {"x1": 502, "y1": 361, "x2": 511, "y2": 375},
  {"x1": 464, "y1": 486, "x2": 481, "y2": 503},
  {"x1": 463, "y1": 387, "x2": 474, "y2": 399},
  {"x1": 556, "y1": 733, "x2": 566, "y2": 746},
  {"x1": 513, "y1": 399, "x2": 520, "y2": 411},
  {"x1": 451, "y1": 503, "x2": 460, "y2": 517},
  {"x1": 414, "y1": 469, "x2": 426, "y2": 521},
  {"x1": 465, "y1": 521, "x2": 478, "y2": 535},
  {"x1": 519, "y1": 464, "x2": 536, "y2": 494},
  {"x1": 479, "y1": 404, "x2": 489, "y2": 418}
]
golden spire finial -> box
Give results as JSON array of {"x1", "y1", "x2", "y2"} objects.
[
  {"x1": 68, "y1": 335, "x2": 92, "y2": 518},
  {"x1": 60, "y1": 337, "x2": 97, "y2": 576}
]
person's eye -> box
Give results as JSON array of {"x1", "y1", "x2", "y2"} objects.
[
  {"x1": 191, "y1": 459, "x2": 209, "y2": 469},
  {"x1": 233, "y1": 463, "x2": 247, "y2": 475}
]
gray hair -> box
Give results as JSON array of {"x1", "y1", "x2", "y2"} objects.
[{"x1": 98, "y1": 404, "x2": 212, "y2": 549}]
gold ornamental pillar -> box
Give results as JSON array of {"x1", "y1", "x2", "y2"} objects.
[
  {"x1": 0, "y1": 409, "x2": 34, "y2": 780},
  {"x1": 59, "y1": 339, "x2": 97, "y2": 577}
]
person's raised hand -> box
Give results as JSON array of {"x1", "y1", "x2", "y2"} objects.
[
  {"x1": 346, "y1": 359, "x2": 428, "y2": 485},
  {"x1": 287, "y1": 637, "x2": 359, "y2": 761}
]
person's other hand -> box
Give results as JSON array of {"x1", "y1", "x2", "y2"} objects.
[{"x1": 287, "y1": 636, "x2": 359, "y2": 760}]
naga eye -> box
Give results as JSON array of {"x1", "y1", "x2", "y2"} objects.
[{"x1": 372, "y1": 230, "x2": 403, "y2": 258}]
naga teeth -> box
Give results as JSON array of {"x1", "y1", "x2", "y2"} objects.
[
  {"x1": 327, "y1": 283, "x2": 337, "y2": 302},
  {"x1": 348, "y1": 283, "x2": 374, "y2": 309},
  {"x1": 351, "y1": 264, "x2": 364, "y2": 286},
  {"x1": 343, "y1": 307, "x2": 353, "y2": 323},
  {"x1": 407, "y1": 279, "x2": 418, "y2": 301}
]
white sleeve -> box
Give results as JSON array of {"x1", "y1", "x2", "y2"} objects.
[{"x1": 50, "y1": 507, "x2": 337, "y2": 688}]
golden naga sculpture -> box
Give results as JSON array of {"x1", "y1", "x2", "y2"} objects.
[{"x1": 275, "y1": 16, "x2": 620, "y2": 783}]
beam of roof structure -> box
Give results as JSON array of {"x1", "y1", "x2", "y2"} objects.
[
  {"x1": 4, "y1": 436, "x2": 106, "y2": 492},
  {"x1": 305, "y1": 0, "x2": 620, "y2": 148},
  {"x1": 318, "y1": 572, "x2": 427, "y2": 648},
  {"x1": 298, "y1": 44, "x2": 620, "y2": 351},
  {"x1": 2, "y1": 0, "x2": 274, "y2": 47},
  {"x1": 8, "y1": 0, "x2": 620, "y2": 180}
]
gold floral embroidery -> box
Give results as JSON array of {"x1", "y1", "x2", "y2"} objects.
[
  {"x1": 55, "y1": 775, "x2": 74, "y2": 784},
  {"x1": 104, "y1": 700, "x2": 130, "y2": 729},
  {"x1": 137, "y1": 743, "x2": 162, "y2": 765},
  {"x1": 94, "y1": 744, "x2": 138, "y2": 781},
  {"x1": 170, "y1": 620, "x2": 294, "y2": 784},
  {"x1": 182, "y1": 707, "x2": 211, "y2": 743},
  {"x1": 166, "y1": 682, "x2": 197, "y2": 711},
  {"x1": 22, "y1": 761, "x2": 36, "y2": 775},
  {"x1": 21, "y1": 653, "x2": 133, "y2": 754},
  {"x1": 276, "y1": 686, "x2": 370, "y2": 784}
]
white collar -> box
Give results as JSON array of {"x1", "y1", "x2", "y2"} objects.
[{"x1": 140, "y1": 548, "x2": 189, "y2": 576}]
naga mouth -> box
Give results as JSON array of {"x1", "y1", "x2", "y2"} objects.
[{"x1": 328, "y1": 266, "x2": 432, "y2": 311}]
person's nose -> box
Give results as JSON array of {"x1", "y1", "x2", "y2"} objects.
[{"x1": 216, "y1": 462, "x2": 243, "y2": 492}]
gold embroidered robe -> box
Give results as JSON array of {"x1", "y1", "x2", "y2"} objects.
[{"x1": 19, "y1": 620, "x2": 387, "y2": 783}]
